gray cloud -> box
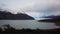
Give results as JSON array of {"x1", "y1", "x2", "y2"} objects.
[{"x1": 0, "y1": 0, "x2": 60, "y2": 19}]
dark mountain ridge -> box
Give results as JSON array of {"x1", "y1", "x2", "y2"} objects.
[
  {"x1": 38, "y1": 18, "x2": 60, "y2": 22},
  {"x1": 42, "y1": 15, "x2": 60, "y2": 18},
  {"x1": 0, "y1": 10, "x2": 34, "y2": 20},
  {"x1": 39, "y1": 15, "x2": 60, "y2": 22},
  {"x1": 38, "y1": 17, "x2": 60, "y2": 26}
]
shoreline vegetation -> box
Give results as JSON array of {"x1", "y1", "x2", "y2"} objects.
[{"x1": 0, "y1": 24, "x2": 60, "y2": 34}]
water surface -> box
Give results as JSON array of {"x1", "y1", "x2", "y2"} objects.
[{"x1": 0, "y1": 20, "x2": 60, "y2": 29}]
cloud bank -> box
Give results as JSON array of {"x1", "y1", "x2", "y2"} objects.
[{"x1": 0, "y1": 0, "x2": 60, "y2": 19}]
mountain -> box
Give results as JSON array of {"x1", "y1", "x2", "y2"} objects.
[
  {"x1": 38, "y1": 18, "x2": 60, "y2": 22},
  {"x1": 38, "y1": 15, "x2": 60, "y2": 22},
  {"x1": 38, "y1": 17, "x2": 60, "y2": 26},
  {"x1": 42, "y1": 15, "x2": 60, "y2": 18},
  {"x1": 0, "y1": 10, "x2": 34, "y2": 20}
]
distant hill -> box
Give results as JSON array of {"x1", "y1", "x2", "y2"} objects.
[
  {"x1": 38, "y1": 18, "x2": 60, "y2": 22},
  {"x1": 38, "y1": 17, "x2": 60, "y2": 26},
  {"x1": 0, "y1": 10, "x2": 34, "y2": 20},
  {"x1": 42, "y1": 15, "x2": 60, "y2": 18},
  {"x1": 39, "y1": 15, "x2": 60, "y2": 22}
]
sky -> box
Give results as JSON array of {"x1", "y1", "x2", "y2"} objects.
[{"x1": 0, "y1": 0, "x2": 60, "y2": 19}]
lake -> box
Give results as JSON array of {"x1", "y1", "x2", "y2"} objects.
[{"x1": 0, "y1": 20, "x2": 60, "y2": 29}]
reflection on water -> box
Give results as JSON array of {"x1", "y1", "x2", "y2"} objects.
[{"x1": 0, "y1": 20, "x2": 60, "y2": 29}]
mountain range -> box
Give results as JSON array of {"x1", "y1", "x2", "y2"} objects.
[
  {"x1": 42, "y1": 15, "x2": 60, "y2": 18},
  {"x1": 39, "y1": 15, "x2": 60, "y2": 22},
  {"x1": 0, "y1": 10, "x2": 34, "y2": 20}
]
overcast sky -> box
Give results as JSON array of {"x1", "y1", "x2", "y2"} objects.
[{"x1": 0, "y1": 0, "x2": 60, "y2": 19}]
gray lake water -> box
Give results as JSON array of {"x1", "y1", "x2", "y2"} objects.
[{"x1": 0, "y1": 20, "x2": 60, "y2": 29}]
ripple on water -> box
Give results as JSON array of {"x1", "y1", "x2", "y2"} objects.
[{"x1": 0, "y1": 20, "x2": 60, "y2": 29}]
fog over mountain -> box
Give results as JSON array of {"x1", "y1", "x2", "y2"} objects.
[
  {"x1": 0, "y1": 10, "x2": 34, "y2": 20},
  {"x1": 0, "y1": 0, "x2": 60, "y2": 19}
]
